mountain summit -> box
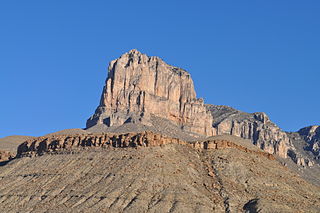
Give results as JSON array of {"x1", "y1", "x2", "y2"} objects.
[
  {"x1": 85, "y1": 50, "x2": 292, "y2": 158},
  {"x1": 1, "y1": 50, "x2": 320, "y2": 212},
  {"x1": 86, "y1": 50, "x2": 214, "y2": 136}
]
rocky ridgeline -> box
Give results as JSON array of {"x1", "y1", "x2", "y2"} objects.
[
  {"x1": 206, "y1": 105, "x2": 290, "y2": 158},
  {"x1": 16, "y1": 132, "x2": 274, "y2": 160},
  {"x1": 84, "y1": 50, "x2": 319, "y2": 165},
  {"x1": 85, "y1": 50, "x2": 292, "y2": 159},
  {"x1": 86, "y1": 49, "x2": 214, "y2": 136}
]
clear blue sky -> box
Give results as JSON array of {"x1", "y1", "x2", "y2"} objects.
[{"x1": 1, "y1": 0, "x2": 319, "y2": 137}]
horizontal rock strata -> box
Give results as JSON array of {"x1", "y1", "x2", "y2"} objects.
[
  {"x1": 17, "y1": 132, "x2": 274, "y2": 160},
  {"x1": 0, "y1": 139, "x2": 318, "y2": 212}
]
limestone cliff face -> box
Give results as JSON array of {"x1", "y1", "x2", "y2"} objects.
[
  {"x1": 298, "y1": 125, "x2": 320, "y2": 158},
  {"x1": 86, "y1": 50, "x2": 214, "y2": 136},
  {"x1": 206, "y1": 105, "x2": 290, "y2": 158},
  {"x1": 85, "y1": 49, "x2": 298, "y2": 159}
]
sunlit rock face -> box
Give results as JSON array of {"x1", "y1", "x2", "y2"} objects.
[
  {"x1": 298, "y1": 125, "x2": 320, "y2": 157},
  {"x1": 86, "y1": 50, "x2": 214, "y2": 136},
  {"x1": 206, "y1": 105, "x2": 290, "y2": 158}
]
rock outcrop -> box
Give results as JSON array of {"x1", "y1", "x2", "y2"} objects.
[
  {"x1": 0, "y1": 150, "x2": 13, "y2": 162},
  {"x1": 86, "y1": 50, "x2": 214, "y2": 137},
  {"x1": 298, "y1": 125, "x2": 320, "y2": 158},
  {"x1": 17, "y1": 132, "x2": 184, "y2": 157},
  {"x1": 85, "y1": 49, "x2": 312, "y2": 161},
  {"x1": 17, "y1": 132, "x2": 275, "y2": 160},
  {"x1": 287, "y1": 149, "x2": 314, "y2": 167},
  {"x1": 206, "y1": 105, "x2": 291, "y2": 158}
]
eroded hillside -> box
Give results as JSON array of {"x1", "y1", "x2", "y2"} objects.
[{"x1": 0, "y1": 134, "x2": 319, "y2": 212}]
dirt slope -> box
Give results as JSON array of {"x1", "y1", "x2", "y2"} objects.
[
  {"x1": 201, "y1": 147, "x2": 320, "y2": 212},
  {"x1": 0, "y1": 135, "x2": 319, "y2": 212},
  {"x1": 0, "y1": 145, "x2": 225, "y2": 212},
  {"x1": 0, "y1": 135, "x2": 34, "y2": 153}
]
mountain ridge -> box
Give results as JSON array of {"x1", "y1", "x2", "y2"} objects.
[
  {"x1": 0, "y1": 49, "x2": 319, "y2": 212},
  {"x1": 85, "y1": 49, "x2": 308, "y2": 161}
]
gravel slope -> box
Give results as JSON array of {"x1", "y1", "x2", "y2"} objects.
[
  {"x1": 0, "y1": 135, "x2": 319, "y2": 212},
  {"x1": 0, "y1": 135, "x2": 34, "y2": 153}
]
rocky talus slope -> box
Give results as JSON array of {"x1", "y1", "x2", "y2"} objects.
[
  {"x1": 86, "y1": 49, "x2": 214, "y2": 137},
  {"x1": 0, "y1": 133, "x2": 319, "y2": 212}
]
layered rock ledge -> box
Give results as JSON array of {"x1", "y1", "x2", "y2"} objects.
[{"x1": 17, "y1": 132, "x2": 275, "y2": 160}]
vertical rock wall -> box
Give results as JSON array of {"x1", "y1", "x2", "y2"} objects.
[{"x1": 86, "y1": 50, "x2": 214, "y2": 136}]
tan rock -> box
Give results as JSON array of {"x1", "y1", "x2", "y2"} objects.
[
  {"x1": 0, "y1": 150, "x2": 13, "y2": 162},
  {"x1": 16, "y1": 132, "x2": 275, "y2": 161},
  {"x1": 207, "y1": 105, "x2": 290, "y2": 158},
  {"x1": 86, "y1": 50, "x2": 214, "y2": 136},
  {"x1": 298, "y1": 125, "x2": 320, "y2": 157}
]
